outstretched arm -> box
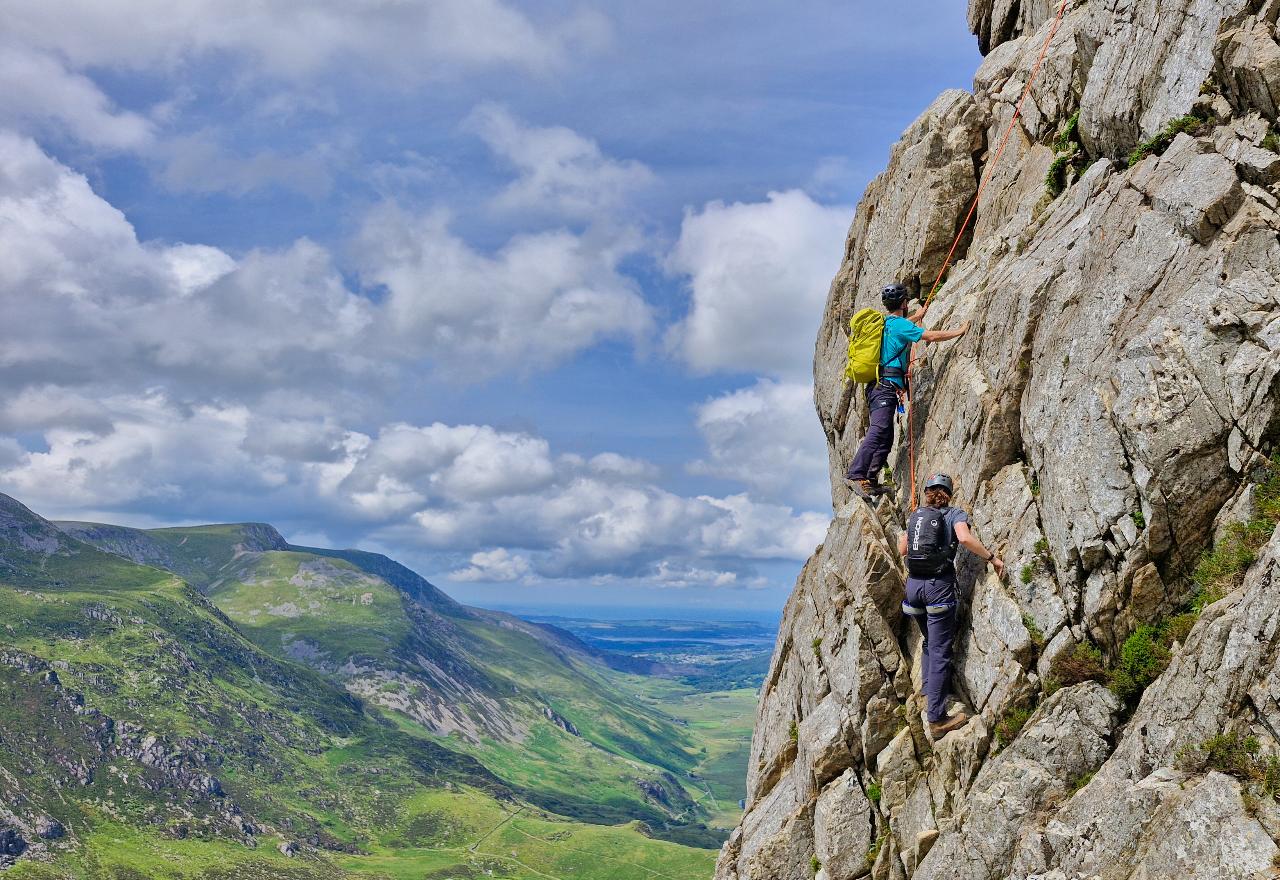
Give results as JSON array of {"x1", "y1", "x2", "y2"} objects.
[
  {"x1": 954, "y1": 521, "x2": 1006, "y2": 577},
  {"x1": 898, "y1": 532, "x2": 908, "y2": 557},
  {"x1": 921, "y1": 320, "x2": 971, "y2": 343}
]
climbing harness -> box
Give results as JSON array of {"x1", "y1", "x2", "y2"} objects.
[
  {"x1": 901, "y1": 600, "x2": 954, "y2": 617},
  {"x1": 905, "y1": 0, "x2": 1072, "y2": 510}
]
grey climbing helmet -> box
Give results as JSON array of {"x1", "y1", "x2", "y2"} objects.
[
  {"x1": 924, "y1": 473, "x2": 954, "y2": 495},
  {"x1": 881, "y1": 283, "x2": 909, "y2": 309}
]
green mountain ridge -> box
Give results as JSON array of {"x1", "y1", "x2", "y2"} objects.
[
  {"x1": 59, "y1": 520, "x2": 705, "y2": 789},
  {"x1": 0, "y1": 492, "x2": 730, "y2": 877}
]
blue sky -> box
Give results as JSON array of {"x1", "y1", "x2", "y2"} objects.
[{"x1": 0, "y1": 1, "x2": 980, "y2": 613}]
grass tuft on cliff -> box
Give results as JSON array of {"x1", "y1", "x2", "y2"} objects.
[
  {"x1": 1179, "y1": 733, "x2": 1280, "y2": 800},
  {"x1": 1126, "y1": 113, "x2": 1211, "y2": 166},
  {"x1": 1045, "y1": 111, "x2": 1089, "y2": 197}
]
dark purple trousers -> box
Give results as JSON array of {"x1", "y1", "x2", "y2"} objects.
[
  {"x1": 846, "y1": 382, "x2": 899, "y2": 482},
  {"x1": 903, "y1": 574, "x2": 958, "y2": 723}
]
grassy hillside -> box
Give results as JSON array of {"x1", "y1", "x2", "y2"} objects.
[
  {"x1": 60, "y1": 520, "x2": 721, "y2": 844},
  {"x1": 0, "y1": 494, "x2": 720, "y2": 878},
  {"x1": 615, "y1": 679, "x2": 758, "y2": 829}
]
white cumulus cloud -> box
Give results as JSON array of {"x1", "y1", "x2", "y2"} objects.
[
  {"x1": 0, "y1": 398, "x2": 826, "y2": 586},
  {"x1": 0, "y1": 46, "x2": 154, "y2": 150},
  {"x1": 450, "y1": 548, "x2": 533, "y2": 583},
  {"x1": 0, "y1": 132, "x2": 651, "y2": 394},
  {"x1": 356, "y1": 204, "x2": 653, "y2": 377},
  {"x1": 0, "y1": 132, "x2": 382, "y2": 395},
  {"x1": 468, "y1": 104, "x2": 655, "y2": 220},
  {"x1": 690, "y1": 379, "x2": 829, "y2": 508},
  {"x1": 667, "y1": 189, "x2": 850, "y2": 378}
]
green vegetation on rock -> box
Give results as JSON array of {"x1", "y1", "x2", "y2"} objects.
[
  {"x1": 1045, "y1": 111, "x2": 1088, "y2": 197},
  {"x1": 995, "y1": 701, "x2": 1035, "y2": 747},
  {"x1": 1109, "y1": 624, "x2": 1170, "y2": 702},
  {"x1": 1126, "y1": 114, "x2": 1211, "y2": 167},
  {"x1": 1179, "y1": 733, "x2": 1280, "y2": 800},
  {"x1": 1042, "y1": 459, "x2": 1280, "y2": 709}
]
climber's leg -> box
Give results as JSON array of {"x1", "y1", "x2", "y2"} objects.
[
  {"x1": 922, "y1": 576, "x2": 958, "y2": 724},
  {"x1": 847, "y1": 383, "x2": 898, "y2": 484},
  {"x1": 903, "y1": 577, "x2": 929, "y2": 694}
]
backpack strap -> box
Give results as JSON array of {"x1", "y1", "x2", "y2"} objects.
[
  {"x1": 878, "y1": 318, "x2": 913, "y2": 384},
  {"x1": 938, "y1": 507, "x2": 957, "y2": 557}
]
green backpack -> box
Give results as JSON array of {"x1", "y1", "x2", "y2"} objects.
[{"x1": 845, "y1": 308, "x2": 886, "y2": 383}]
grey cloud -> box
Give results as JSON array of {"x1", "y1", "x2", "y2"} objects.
[
  {"x1": 467, "y1": 103, "x2": 655, "y2": 220},
  {"x1": 4, "y1": 0, "x2": 611, "y2": 80},
  {"x1": 0, "y1": 45, "x2": 154, "y2": 150},
  {"x1": 155, "y1": 132, "x2": 342, "y2": 198},
  {"x1": 239, "y1": 416, "x2": 351, "y2": 463}
]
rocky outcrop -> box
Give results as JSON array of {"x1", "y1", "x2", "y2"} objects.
[
  {"x1": 0, "y1": 827, "x2": 27, "y2": 866},
  {"x1": 968, "y1": 0, "x2": 1059, "y2": 55},
  {"x1": 542, "y1": 705, "x2": 581, "y2": 736},
  {"x1": 34, "y1": 818, "x2": 64, "y2": 841},
  {"x1": 1080, "y1": 0, "x2": 1252, "y2": 158},
  {"x1": 719, "y1": 3, "x2": 1280, "y2": 879},
  {"x1": 914, "y1": 683, "x2": 1121, "y2": 880}
]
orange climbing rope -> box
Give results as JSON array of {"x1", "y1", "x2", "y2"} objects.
[{"x1": 905, "y1": 0, "x2": 1072, "y2": 510}]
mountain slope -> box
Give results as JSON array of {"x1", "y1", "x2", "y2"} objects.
[
  {"x1": 717, "y1": 1, "x2": 1280, "y2": 878},
  {"x1": 58, "y1": 520, "x2": 718, "y2": 842},
  {"x1": 0, "y1": 494, "x2": 498, "y2": 871},
  {"x1": 0, "y1": 493, "x2": 721, "y2": 878}
]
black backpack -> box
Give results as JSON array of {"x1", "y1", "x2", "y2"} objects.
[{"x1": 905, "y1": 506, "x2": 957, "y2": 577}]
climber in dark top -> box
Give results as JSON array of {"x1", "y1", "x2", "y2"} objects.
[
  {"x1": 897, "y1": 473, "x2": 1005, "y2": 739},
  {"x1": 846, "y1": 283, "x2": 969, "y2": 500}
]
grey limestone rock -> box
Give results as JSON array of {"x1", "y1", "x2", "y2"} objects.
[
  {"x1": 1080, "y1": 0, "x2": 1251, "y2": 158},
  {"x1": 34, "y1": 817, "x2": 63, "y2": 841},
  {"x1": 718, "y1": 1, "x2": 1280, "y2": 878},
  {"x1": 1217, "y1": 3, "x2": 1280, "y2": 120},
  {"x1": 968, "y1": 0, "x2": 1062, "y2": 55},
  {"x1": 814, "y1": 769, "x2": 874, "y2": 880}
]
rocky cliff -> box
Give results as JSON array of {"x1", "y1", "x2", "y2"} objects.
[{"x1": 716, "y1": 1, "x2": 1280, "y2": 878}]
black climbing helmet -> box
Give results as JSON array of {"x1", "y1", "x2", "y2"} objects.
[
  {"x1": 881, "y1": 283, "x2": 909, "y2": 310},
  {"x1": 924, "y1": 473, "x2": 955, "y2": 496}
]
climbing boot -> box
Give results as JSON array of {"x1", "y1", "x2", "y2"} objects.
[
  {"x1": 846, "y1": 479, "x2": 887, "y2": 501},
  {"x1": 928, "y1": 712, "x2": 970, "y2": 739}
]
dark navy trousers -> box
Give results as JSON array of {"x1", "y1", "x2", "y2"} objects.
[
  {"x1": 846, "y1": 382, "x2": 899, "y2": 482},
  {"x1": 903, "y1": 574, "x2": 957, "y2": 723}
]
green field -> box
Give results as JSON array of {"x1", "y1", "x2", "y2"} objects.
[
  {"x1": 208, "y1": 550, "x2": 413, "y2": 663},
  {"x1": 0, "y1": 573, "x2": 722, "y2": 880},
  {"x1": 141, "y1": 529, "x2": 728, "y2": 842},
  {"x1": 6, "y1": 789, "x2": 719, "y2": 880},
  {"x1": 340, "y1": 788, "x2": 718, "y2": 880},
  {"x1": 615, "y1": 679, "x2": 757, "y2": 828}
]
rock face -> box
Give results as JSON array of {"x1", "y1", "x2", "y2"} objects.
[{"x1": 718, "y1": 3, "x2": 1280, "y2": 879}]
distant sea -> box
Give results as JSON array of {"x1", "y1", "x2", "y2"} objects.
[{"x1": 487, "y1": 603, "x2": 782, "y2": 626}]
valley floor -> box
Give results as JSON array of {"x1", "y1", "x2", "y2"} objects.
[{"x1": 7, "y1": 788, "x2": 719, "y2": 880}]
